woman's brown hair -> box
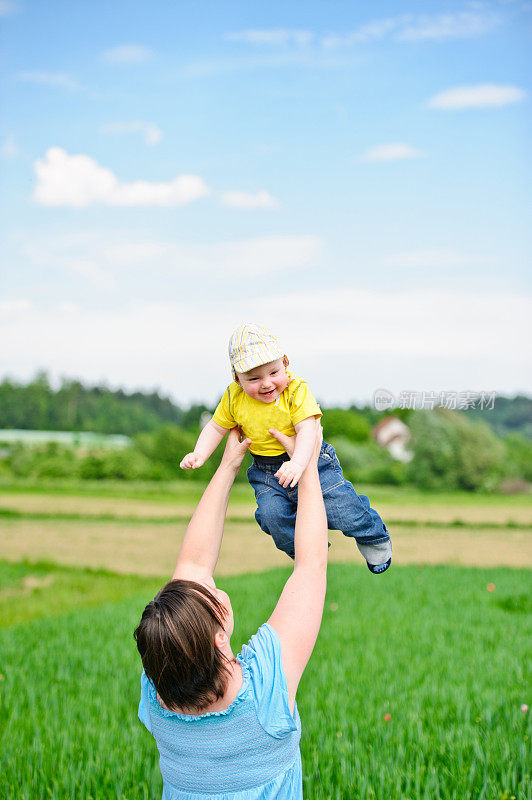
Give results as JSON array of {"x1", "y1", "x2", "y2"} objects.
[{"x1": 134, "y1": 579, "x2": 232, "y2": 713}]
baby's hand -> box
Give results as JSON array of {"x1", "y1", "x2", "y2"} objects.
[
  {"x1": 180, "y1": 452, "x2": 206, "y2": 470},
  {"x1": 275, "y1": 459, "x2": 304, "y2": 489}
]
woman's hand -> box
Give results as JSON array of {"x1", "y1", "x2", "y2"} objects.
[
  {"x1": 269, "y1": 421, "x2": 323, "y2": 467},
  {"x1": 268, "y1": 428, "x2": 296, "y2": 457},
  {"x1": 220, "y1": 427, "x2": 252, "y2": 472}
]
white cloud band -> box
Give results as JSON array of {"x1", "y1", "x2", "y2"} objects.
[
  {"x1": 100, "y1": 45, "x2": 153, "y2": 64},
  {"x1": 221, "y1": 190, "x2": 278, "y2": 208},
  {"x1": 32, "y1": 148, "x2": 278, "y2": 209},
  {"x1": 362, "y1": 143, "x2": 425, "y2": 162},
  {"x1": 429, "y1": 84, "x2": 526, "y2": 109},
  {"x1": 33, "y1": 148, "x2": 211, "y2": 208},
  {"x1": 1, "y1": 287, "x2": 530, "y2": 403}
]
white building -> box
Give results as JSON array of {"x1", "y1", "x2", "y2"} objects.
[{"x1": 372, "y1": 417, "x2": 413, "y2": 463}]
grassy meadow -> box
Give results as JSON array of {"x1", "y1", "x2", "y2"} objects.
[{"x1": 0, "y1": 480, "x2": 531, "y2": 799}]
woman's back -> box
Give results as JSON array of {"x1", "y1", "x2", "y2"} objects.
[{"x1": 139, "y1": 624, "x2": 303, "y2": 799}]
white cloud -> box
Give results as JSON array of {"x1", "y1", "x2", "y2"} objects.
[
  {"x1": 383, "y1": 250, "x2": 484, "y2": 268},
  {"x1": 1, "y1": 287, "x2": 530, "y2": 404},
  {"x1": 33, "y1": 147, "x2": 211, "y2": 207},
  {"x1": 322, "y1": 18, "x2": 401, "y2": 47},
  {"x1": 0, "y1": 299, "x2": 32, "y2": 314},
  {"x1": 217, "y1": 11, "x2": 504, "y2": 68},
  {"x1": 144, "y1": 125, "x2": 162, "y2": 146},
  {"x1": 361, "y1": 143, "x2": 425, "y2": 162},
  {"x1": 193, "y1": 235, "x2": 320, "y2": 274},
  {"x1": 220, "y1": 189, "x2": 278, "y2": 208},
  {"x1": 67, "y1": 259, "x2": 115, "y2": 290},
  {"x1": 21, "y1": 231, "x2": 322, "y2": 288},
  {"x1": 18, "y1": 71, "x2": 82, "y2": 91},
  {"x1": 397, "y1": 11, "x2": 498, "y2": 41},
  {"x1": 100, "y1": 120, "x2": 163, "y2": 146},
  {"x1": 225, "y1": 29, "x2": 314, "y2": 46},
  {"x1": 1, "y1": 135, "x2": 20, "y2": 158},
  {"x1": 102, "y1": 234, "x2": 321, "y2": 276},
  {"x1": 57, "y1": 302, "x2": 80, "y2": 315},
  {"x1": 323, "y1": 10, "x2": 497, "y2": 47},
  {"x1": 100, "y1": 45, "x2": 153, "y2": 64},
  {"x1": 429, "y1": 84, "x2": 527, "y2": 109},
  {"x1": 32, "y1": 148, "x2": 277, "y2": 210}
]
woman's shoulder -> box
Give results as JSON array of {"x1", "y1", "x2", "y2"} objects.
[
  {"x1": 239, "y1": 623, "x2": 279, "y2": 665},
  {"x1": 238, "y1": 624, "x2": 298, "y2": 738}
]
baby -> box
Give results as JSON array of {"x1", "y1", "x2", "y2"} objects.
[{"x1": 181, "y1": 323, "x2": 392, "y2": 573}]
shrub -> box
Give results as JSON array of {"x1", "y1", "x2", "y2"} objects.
[
  {"x1": 78, "y1": 448, "x2": 162, "y2": 481},
  {"x1": 34, "y1": 452, "x2": 79, "y2": 479},
  {"x1": 323, "y1": 409, "x2": 370, "y2": 444},
  {"x1": 456, "y1": 417, "x2": 506, "y2": 491},
  {"x1": 330, "y1": 437, "x2": 407, "y2": 486},
  {"x1": 78, "y1": 454, "x2": 107, "y2": 480},
  {"x1": 407, "y1": 409, "x2": 505, "y2": 491},
  {"x1": 7, "y1": 445, "x2": 37, "y2": 478},
  {"x1": 504, "y1": 433, "x2": 532, "y2": 483},
  {"x1": 136, "y1": 424, "x2": 196, "y2": 474}
]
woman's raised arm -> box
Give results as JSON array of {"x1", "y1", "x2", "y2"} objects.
[
  {"x1": 266, "y1": 422, "x2": 328, "y2": 711},
  {"x1": 173, "y1": 428, "x2": 251, "y2": 587}
]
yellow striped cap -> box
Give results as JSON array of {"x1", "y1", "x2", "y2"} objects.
[{"x1": 228, "y1": 323, "x2": 284, "y2": 375}]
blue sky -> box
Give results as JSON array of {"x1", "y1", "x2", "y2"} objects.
[{"x1": 1, "y1": 0, "x2": 530, "y2": 406}]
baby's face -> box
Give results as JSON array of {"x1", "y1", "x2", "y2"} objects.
[{"x1": 235, "y1": 358, "x2": 288, "y2": 403}]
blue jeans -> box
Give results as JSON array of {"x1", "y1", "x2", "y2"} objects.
[{"x1": 246, "y1": 441, "x2": 390, "y2": 560}]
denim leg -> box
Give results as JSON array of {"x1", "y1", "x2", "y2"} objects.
[
  {"x1": 316, "y1": 443, "x2": 388, "y2": 540},
  {"x1": 247, "y1": 445, "x2": 391, "y2": 568},
  {"x1": 318, "y1": 443, "x2": 392, "y2": 567},
  {"x1": 247, "y1": 464, "x2": 297, "y2": 559}
]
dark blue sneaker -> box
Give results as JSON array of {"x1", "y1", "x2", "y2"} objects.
[{"x1": 367, "y1": 557, "x2": 391, "y2": 575}]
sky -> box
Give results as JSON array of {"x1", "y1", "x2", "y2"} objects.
[{"x1": 1, "y1": 0, "x2": 530, "y2": 408}]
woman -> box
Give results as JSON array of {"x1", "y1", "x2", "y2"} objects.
[{"x1": 134, "y1": 421, "x2": 328, "y2": 799}]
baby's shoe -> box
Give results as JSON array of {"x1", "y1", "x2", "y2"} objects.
[
  {"x1": 367, "y1": 557, "x2": 391, "y2": 574},
  {"x1": 356, "y1": 539, "x2": 392, "y2": 575}
]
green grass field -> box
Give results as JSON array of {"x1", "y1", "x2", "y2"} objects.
[
  {"x1": 1, "y1": 560, "x2": 530, "y2": 800},
  {"x1": 2, "y1": 476, "x2": 531, "y2": 507}
]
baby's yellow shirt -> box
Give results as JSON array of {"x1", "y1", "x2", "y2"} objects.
[{"x1": 212, "y1": 372, "x2": 322, "y2": 456}]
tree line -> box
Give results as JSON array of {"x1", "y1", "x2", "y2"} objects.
[{"x1": 0, "y1": 375, "x2": 530, "y2": 492}]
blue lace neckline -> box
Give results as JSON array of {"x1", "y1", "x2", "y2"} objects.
[{"x1": 148, "y1": 657, "x2": 250, "y2": 721}]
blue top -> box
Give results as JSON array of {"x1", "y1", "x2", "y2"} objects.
[{"x1": 138, "y1": 623, "x2": 303, "y2": 800}]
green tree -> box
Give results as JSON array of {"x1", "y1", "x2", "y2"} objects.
[
  {"x1": 138, "y1": 425, "x2": 197, "y2": 476},
  {"x1": 408, "y1": 409, "x2": 505, "y2": 491},
  {"x1": 504, "y1": 433, "x2": 532, "y2": 482},
  {"x1": 322, "y1": 409, "x2": 370, "y2": 444},
  {"x1": 331, "y1": 437, "x2": 408, "y2": 485}
]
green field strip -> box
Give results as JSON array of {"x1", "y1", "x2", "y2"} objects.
[
  {"x1": 1, "y1": 558, "x2": 531, "y2": 630},
  {"x1": 2, "y1": 478, "x2": 531, "y2": 506},
  {"x1": 0, "y1": 563, "x2": 530, "y2": 799},
  {"x1": 1, "y1": 506, "x2": 531, "y2": 530},
  {"x1": 0, "y1": 479, "x2": 255, "y2": 504},
  {"x1": 0, "y1": 559, "x2": 160, "y2": 628}
]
